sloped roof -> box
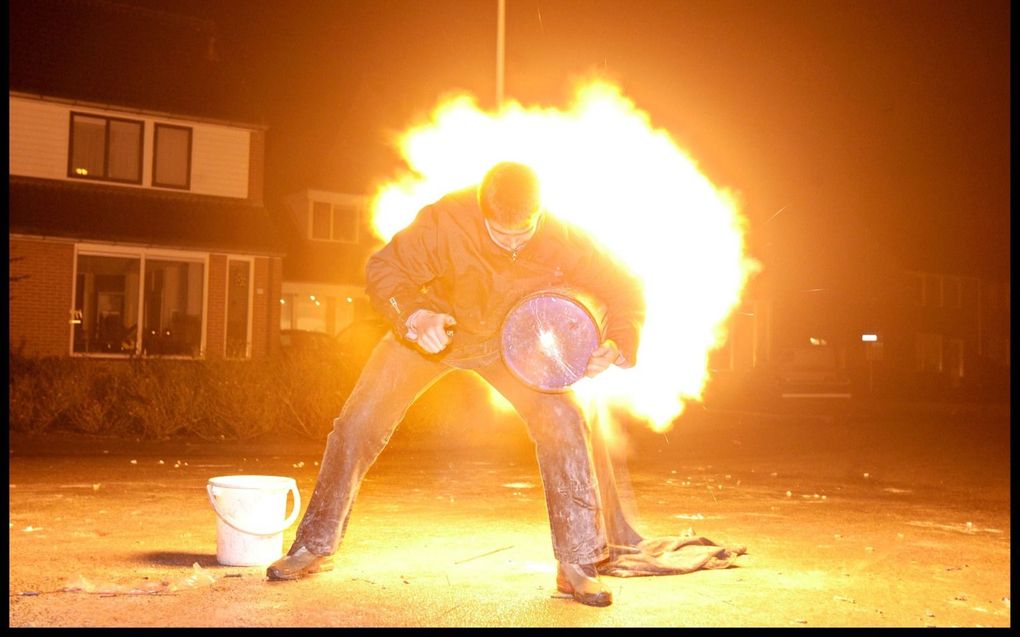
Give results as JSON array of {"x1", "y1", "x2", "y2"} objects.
[
  {"x1": 8, "y1": 0, "x2": 265, "y2": 126},
  {"x1": 10, "y1": 177, "x2": 286, "y2": 256}
]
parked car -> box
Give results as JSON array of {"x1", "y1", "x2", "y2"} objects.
[
  {"x1": 278, "y1": 329, "x2": 342, "y2": 354},
  {"x1": 278, "y1": 320, "x2": 390, "y2": 370}
]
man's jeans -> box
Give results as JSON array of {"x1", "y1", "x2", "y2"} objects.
[{"x1": 290, "y1": 333, "x2": 610, "y2": 565}]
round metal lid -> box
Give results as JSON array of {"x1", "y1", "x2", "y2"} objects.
[{"x1": 500, "y1": 291, "x2": 601, "y2": 392}]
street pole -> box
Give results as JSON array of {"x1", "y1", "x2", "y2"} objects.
[{"x1": 496, "y1": 0, "x2": 505, "y2": 107}]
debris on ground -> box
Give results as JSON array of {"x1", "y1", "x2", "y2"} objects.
[{"x1": 62, "y1": 562, "x2": 218, "y2": 595}]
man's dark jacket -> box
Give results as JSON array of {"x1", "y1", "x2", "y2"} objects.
[{"x1": 366, "y1": 187, "x2": 646, "y2": 367}]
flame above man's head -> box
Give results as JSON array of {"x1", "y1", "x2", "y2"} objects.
[{"x1": 370, "y1": 79, "x2": 758, "y2": 432}]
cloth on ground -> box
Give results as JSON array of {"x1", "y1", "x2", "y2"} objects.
[
  {"x1": 590, "y1": 415, "x2": 747, "y2": 577},
  {"x1": 598, "y1": 528, "x2": 747, "y2": 577}
]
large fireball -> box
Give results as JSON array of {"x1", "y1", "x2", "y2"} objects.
[{"x1": 370, "y1": 79, "x2": 758, "y2": 433}]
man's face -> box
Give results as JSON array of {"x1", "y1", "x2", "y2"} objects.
[{"x1": 485, "y1": 216, "x2": 540, "y2": 251}]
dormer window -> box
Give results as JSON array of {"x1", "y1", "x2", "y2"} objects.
[
  {"x1": 310, "y1": 200, "x2": 359, "y2": 243},
  {"x1": 68, "y1": 112, "x2": 143, "y2": 184}
]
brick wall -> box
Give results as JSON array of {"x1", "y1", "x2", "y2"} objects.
[
  {"x1": 9, "y1": 237, "x2": 75, "y2": 357},
  {"x1": 206, "y1": 254, "x2": 227, "y2": 358},
  {"x1": 9, "y1": 242, "x2": 278, "y2": 360},
  {"x1": 251, "y1": 257, "x2": 269, "y2": 358},
  {"x1": 267, "y1": 256, "x2": 282, "y2": 357}
]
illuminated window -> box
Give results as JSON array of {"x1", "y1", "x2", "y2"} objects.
[
  {"x1": 68, "y1": 113, "x2": 143, "y2": 184},
  {"x1": 152, "y1": 124, "x2": 192, "y2": 189},
  {"x1": 278, "y1": 292, "x2": 327, "y2": 332},
  {"x1": 309, "y1": 200, "x2": 359, "y2": 243}
]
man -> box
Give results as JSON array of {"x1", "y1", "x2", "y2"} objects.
[{"x1": 267, "y1": 162, "x2": 646, "y2": 607}]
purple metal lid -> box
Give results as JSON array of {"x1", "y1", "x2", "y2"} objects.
[{"x1": 500, "y1": 291, "x2": 602, "y2": 392}]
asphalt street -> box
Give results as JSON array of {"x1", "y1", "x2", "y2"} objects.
[{"x1": 8, "y1": 400, "x2": 1011, "y2": 627}]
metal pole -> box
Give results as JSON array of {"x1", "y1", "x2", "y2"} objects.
[{"x1": 496, "y1": 0, "x2": 505, "y2": 107}]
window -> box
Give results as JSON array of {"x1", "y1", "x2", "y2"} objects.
[
  {"x1": 74, "y1": 251, "x2": 205, "y2": 357},
  {"x1": 74, "y1": 255, "x2": 141, "y2": 354},
  {"x1": 68, "y1": 113, "x2": 143, "y2": 184},
  {"x1": 311, "y1": 202, "x2": 332, "y2": 240},
  {"x1": 142, "y1": 260, "x2": 205, "y2": 356},
  {"x1": 152, "y1": 124, "x2": 192, "y2": 189},
  {"x1": 309, "y1": 200, "x2": 359, "y2": 243},
  {"x1": 279, "y1": 292, "x2": 327, "y2": 333},
  {"x1": 914, "y1": 332, "x2": 943, "y2": 373}
]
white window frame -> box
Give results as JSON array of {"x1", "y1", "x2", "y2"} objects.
[
  {"x1": 224, "y1": 256, "x2": 255, "y2": 359},
  {"x1": 307, "y1": 199, "x2": 360, "y2": 244},
  {"x1": 70, "y1": 243, "x2": 210, "y2": 358}
]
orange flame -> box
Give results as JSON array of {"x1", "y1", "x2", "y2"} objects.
[{"x1": 370, "y1": 79, "x2": 758, "y2": 433}]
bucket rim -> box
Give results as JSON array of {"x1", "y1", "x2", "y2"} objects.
[{"x1": 207, "y1": 474, "x2": 297, "y2": 490}]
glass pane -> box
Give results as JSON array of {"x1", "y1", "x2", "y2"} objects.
[
  {"x1": 154, "y1": 126, "x2": 191, "y2": 187},
  {"x1": 226, "y1": 261, "x2": 250, "y2": 358},
  {"x1": 293, "y1": 293, "x2": 326, "y2": 332},
  {"x1": 142, "y1": 259, "x2": 204, "y2": 357},
  {"x1": 332, "y1": 205, "x2": 358, "y2": 242},
  {"x1": 108, "y1": 120, "x2": 142, "y2": 182},
  {"x1": 73, "y1": 255, "x2": 141, "y2": 354},
  {"x1": 71, "y1": 116, "x2": 106, "y2": 178},
  {"x1": 311, "y1": 201, "x2": 331, "y2": 239},
  {"x1": 279, "y1": 293, "x2": 294, "y2": 330}
]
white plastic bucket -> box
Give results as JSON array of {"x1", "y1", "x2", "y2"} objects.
[{"x1": 206, "y1": 475, "x2": 301, "y2": 567}]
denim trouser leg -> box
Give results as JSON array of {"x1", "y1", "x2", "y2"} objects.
[
  {"x1": 476, "y1": 363, "x2": 609, "y2": 565},
  {"x1": 290, "y1": 334, "x2": 450, "y2": 556},
  {"x1": 289, "y1": 331, "x2": 608, "y2": 566}
]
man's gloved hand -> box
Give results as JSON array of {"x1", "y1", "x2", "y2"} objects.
[
  {"x1": 409, "y1": 310, "x2": 457, "y2": 354},
  {"x1": 585, "y1": 339, "x2": 624, "y2": 378}
]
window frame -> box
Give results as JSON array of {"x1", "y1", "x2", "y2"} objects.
[
  {"x1": 224, "y1": 256, "x2": 255, "y2": 360},
  {"x1": 67, "y1": 111, "x2": 145, "y2": 185},
  {"x1": 69, "y1": 243, "x2": 210, "y2": 359},
  {"x1": 307, "y1": 199, "x2": 360, "y2": 244},
  {"x1": 151, "y1": 122, "x2": 194, "y2": 190}
]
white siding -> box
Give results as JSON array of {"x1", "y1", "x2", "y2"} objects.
[
  {"x1": 9, "y1": 95, "x2": 251, "y2": 199},
  {"x1": 190, "y1": 125, "x2": 250, "y2": 198},
  {"x1": 9, "y1": 97, "x2": 69, "y2": 180}
]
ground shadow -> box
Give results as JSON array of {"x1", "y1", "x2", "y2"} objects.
[{"x1": 140, "y1": 551, "x2": 221, "y2": 568}]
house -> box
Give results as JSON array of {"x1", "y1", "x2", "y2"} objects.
[
  {"x1": 276, "y1": 189, "x2": 383, "y2": 337},
  {"x1": 708, "y1": 230, "x2": 1009, "y2": 403},
  {"x1": 8, "y1": 0, "x2": 285, "y2": 360}
]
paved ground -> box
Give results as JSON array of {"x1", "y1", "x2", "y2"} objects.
[{"x1": 8, "y1": 400, "x2": 1011, "y2": 627}]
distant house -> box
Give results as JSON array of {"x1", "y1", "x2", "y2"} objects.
[
  {"x1": 277, "y1": 189, "x2": 383, "y2": 337},
  {"x1": 8, "y1": 0, "x2": 285, "y2": 360},
  {"x1": 709, "y1": 241, "x2": 1009, "y2": 403}
]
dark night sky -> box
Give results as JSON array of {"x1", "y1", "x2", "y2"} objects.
[{"x1": 58, "y1": 0, "x2": 1017, "y2": 278}]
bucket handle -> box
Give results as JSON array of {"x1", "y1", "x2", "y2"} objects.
[{"x1": 207, "y1": 481, "x2": 301, "y2": 537}]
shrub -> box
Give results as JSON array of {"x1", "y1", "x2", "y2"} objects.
[
  {"x1": 69, "y1": 361, "x2": 137, "y2": 436},
  {"x1": 7, "y1": 349, "x2": 358, "y2": 441}
]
